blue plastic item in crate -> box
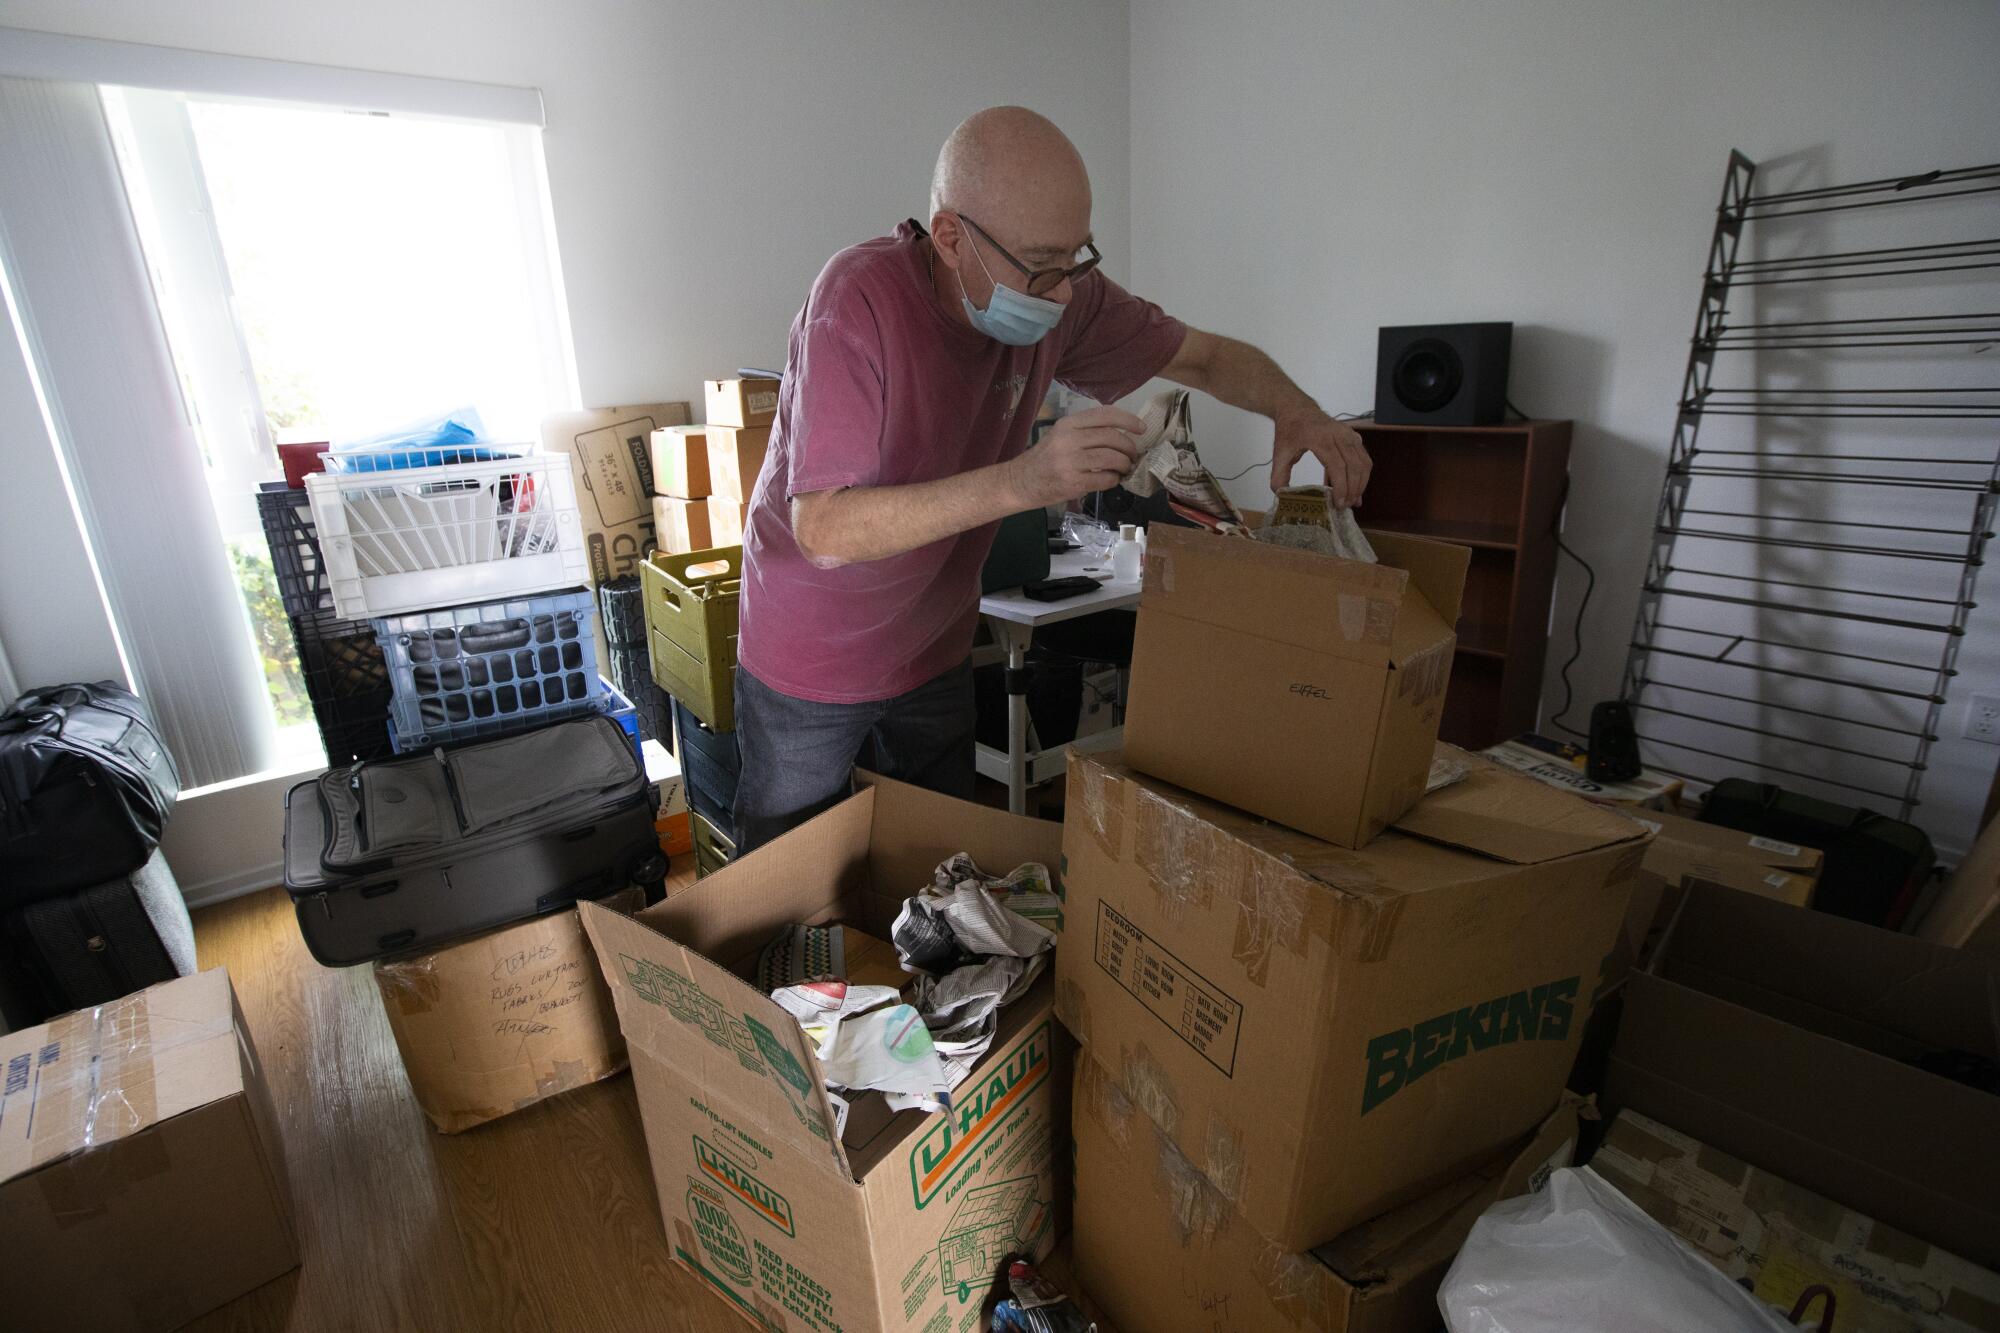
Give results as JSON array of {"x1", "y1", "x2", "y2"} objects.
[
  {"x1": 325, "y1": 443, "x2": 528, "y2": 474},
  {"x1": 373, "y1": 587, "x2": 603, "y2": 749},
  {"x1": 388, "y1": 676, "x2": 640, "y2": 764}
]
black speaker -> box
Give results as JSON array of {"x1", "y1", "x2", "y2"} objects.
[
  {"x1": 1375, "y1": 322, "x2": 1513, "y2": 426},
  {"x1": 1586, "y1": 700, "x2": 1642, "y2": 783}
]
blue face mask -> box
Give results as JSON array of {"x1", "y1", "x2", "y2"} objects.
[{"x1": 958, "y1": 231, "x2": 1065, "y2": 346}]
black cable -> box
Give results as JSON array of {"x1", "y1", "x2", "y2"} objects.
[
  {"x1": 1549, "y1": 532, "x2": 1596, "y2": 741},
  {"x1": 1209, "y1": 410, "x2": 1372, "y2": 482}
]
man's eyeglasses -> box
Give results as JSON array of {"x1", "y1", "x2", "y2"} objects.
[{"x1": 957, "y1": 213, "x2": 1100, "y2": 297}]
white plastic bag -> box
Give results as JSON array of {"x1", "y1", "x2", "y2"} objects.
[{"x1": 1438, "y1": 1167, "x2": 1795, "y2": 1333}]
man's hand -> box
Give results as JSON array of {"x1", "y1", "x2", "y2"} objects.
[
  {"x1": 1008, "y1": 405, "x2": 1144, "y2": 508},
  {"x1": 1272, "y1": 408, "x2": 1371, "y2": 508}
]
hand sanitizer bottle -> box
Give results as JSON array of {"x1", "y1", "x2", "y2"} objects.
[{"x1": 1111, "y1": 524, "x2": 1143, "y2": 583}]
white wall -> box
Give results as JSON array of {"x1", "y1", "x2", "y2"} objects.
[
  {"x1": 0, "y1": 0, "x2": 1133, "y2": 899},
  {"x1": 1128, "y1": 0, "x2": 2000, "y2": 855}
]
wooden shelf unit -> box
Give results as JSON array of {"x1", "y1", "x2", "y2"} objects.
[{"x1": 1355, "y1": 419, "x2": 1573, "y2": 750}]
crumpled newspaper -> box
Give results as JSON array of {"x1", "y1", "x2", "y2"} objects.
[
  {"x1": 1120, "y1": 388, "x2": 1245, "y2": 526},
  {"x1": 1256, "y1": 485, "x2": 1377, "y2": 563},
  {"x1": 758, "y1": 854, "x2": 1058, "y2": 1122}
]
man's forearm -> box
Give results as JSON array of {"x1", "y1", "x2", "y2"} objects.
[
  {"x1": 1169, "y1": 331, "x2": 1320, "y2": 425},
  {"x1": 792, "y1": 463, "x2": 1027, "y2": 568}
]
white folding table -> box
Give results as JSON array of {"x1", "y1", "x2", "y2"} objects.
[{"x1": 975, "y1": 549, "x2": 1142, "y2": 815}]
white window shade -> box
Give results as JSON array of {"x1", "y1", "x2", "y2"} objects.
[{"x1": 0, "y1": 76, "x2": 275, "y2": 787}]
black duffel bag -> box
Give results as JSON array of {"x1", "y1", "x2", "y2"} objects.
[{"x1": 0, "y1": 681, "x2": 181, "y2": 900}]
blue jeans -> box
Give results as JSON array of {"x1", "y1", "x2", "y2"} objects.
[{"x1": 731, "y1": 660, "x2": 976, "y2": 853}]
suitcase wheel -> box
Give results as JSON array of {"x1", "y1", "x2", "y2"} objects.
[{"x1": 631, "y1": 852, "x2": 668, "y2": 887}]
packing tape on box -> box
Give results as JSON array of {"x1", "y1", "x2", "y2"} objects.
[
  {"x1": 1398, "y1": 637, "x2": 1454, "y2": 705},
  {"x1": 1054, "y1": 977, "x2": 1093, "y2": 1049},
  {"x1": 36, "y1": 1122, "x2": 173, "y2": 1228},
  {"x1": 26, "y1": 994, "x2": 175, "y2": 1168},
  {"x1": 1075, "y1": 759, "x2": 1124, "y2": 861},
  {"x1": 374, "y1": 955, "x2": 446, "y2": 1016},
  {"x1": 1233, "y1": 852, "x2": 1312, "y2": 987},
  {"x1": 1134, "y1": 785, "x2": 1224, "y2": 918},
  {"x1": 1118, "y1": 1039, "x2": 1184, "y2": 1138},
  {"x1": 1145, "y1": 547, "x2": 1175, "y2": 593},
  {"x1": 1203, "y1": 1114, "x2": 1250, "y2": 1205}
]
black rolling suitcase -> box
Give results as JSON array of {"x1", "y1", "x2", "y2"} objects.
[
  {"x1": 1700, "y1": 779, "x2": 1936, "y2": 927},
  {"x1": 283, "y1": 715, "x2": 666, "y2": 966},
  {"x1": 0, "y1": 846, "x2": 196, "y2": 1022}
]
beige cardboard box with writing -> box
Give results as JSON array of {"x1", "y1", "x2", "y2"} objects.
[
  {"x1": 1056, "y1": 747, "x2": 1645, "y2": 1249},
  {"x1": 582, "y1": 773, "x2": 1073, "y2": 1333}
]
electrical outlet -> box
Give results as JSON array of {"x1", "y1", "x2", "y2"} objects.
[{"x1": 1966, "y1": 694, "x2": 2000, "y2": 745}]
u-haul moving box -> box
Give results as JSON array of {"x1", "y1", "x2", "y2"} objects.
[{"x1": 582, "y1": 774, "x2": 1071, "y2": 1333}]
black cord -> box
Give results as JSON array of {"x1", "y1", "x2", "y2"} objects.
[
  {"x1": 1209, "y1": 410, "x2": 1372, "y2": 482},
  {"x1": 1505, "y1": 397, "x2": 1531, "y2": 422},
  {"x1": 1541, "y1": 462, "x2": 1597, "y2": 741}
]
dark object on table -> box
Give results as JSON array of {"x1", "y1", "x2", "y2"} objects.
[
  {"x1": 1699, "y1": 778, "x2": 1936, "y2": 927},
  {"x1": 1022, "y1": 576, "x2": 1102, "y2": 602},
  {"x1": 982, "y1": 509, "x2": 1053, "y2": 593},
  {"x1": 1, "y1": 846, "x2": 195, "y2": 1024},
  {"x1": 674, "y1": 695, "x2": 740, "y2": 845},
  {"x1": 1374, "y1": 322, "x2": 1512, "y2": 426},
  {"x1": 1586, "y1": 701, "x2": 1642, "y2": 782},
  {"x1": 282, "y1": 715, "x2": 665, "y2": 966},
  {"x1": 0, "y1": 680, "x2": 181, "y2": 902}
]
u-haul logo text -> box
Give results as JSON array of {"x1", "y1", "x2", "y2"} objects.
[
  {"x1": 910, "y1": 1021, "x2": 1051, "y2": 1208},
  {"x1": 1362, "y1": 975, "x2": 1579, "y2": 1114},
  {"x1": 694, "y1": 1135, "x2": 795, "y2": 1236}
]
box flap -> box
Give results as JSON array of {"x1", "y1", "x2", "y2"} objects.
[
  {"x1": 1142, "y1": 522, "x2": 1412, "y2": 668},
  {"x1": 1393, "y1": 746, "x2": 1653, "y2": 865},
  {"x1": 1653, "y1": 881, "x2": 1998, "y2": 1060},
  {"x1": 1917, "y1": 814, "x2": 2000, "y2": 957},
  {"x1": 1632, "y1": 809, "x2": 1824, "y2": 874},
  {"x1": 1365, "y1": 529, "x2": 1469, "y2": 635},
  {"x1": 1315, "y1": 1093, "x2": 1581, "y2": 1291},
  {"x1": 856, "y1": 770, "x2": 1066, "y2": 931},
  {"x1": 0, "y1": 968, "x2": 244, "y2": 1185},
  {"x1": 580, "y1": 902, "x2": 852, "y2": 1182}
]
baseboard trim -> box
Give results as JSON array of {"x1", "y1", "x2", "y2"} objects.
[{"x1": 181, "y1": 860, "x2": 284, "y2": 909}]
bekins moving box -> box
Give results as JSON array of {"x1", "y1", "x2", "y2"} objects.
[
  {"x1": 1917, "y1": 814, "x2": 2000, "y2": 958},
  {"x1": 1606, "y1": 881, "x2": 2000, "y2": 1268},
  {"x1": 1594, "y1": 1109, "x2": 2000, "y2": 1333},
  {"x1": 705, "y1": 376, "x2": 781, "y2": 429},
  {"x1": 1073, "y1": 1056, "x2": 1583, "y2": 1333},
  {"x1": 0, "y1": 969, "x2": 300, "y2": 1331},
  {"x1": 706, "y1": 425, "x2": 772, "y2": 502},
  {"x1": 1614, "y1": 808, "x2": 1823, "y2": 979},
  {"x1": 651, "y1": 424, "x2": 713, "y2": 498},
  {"x1": 1122, "y1": 523, "x2": 1468, "y2": 849},
  {"x1": 1056, "y1": 747, "x2": 1646, "y2": 1250},
  {"x1": 580, "y1": 773, "x2": 1073, "y2": 1333},
  {"x1": 374, "y1": 887, "x2": 642, "y2": 1133}
]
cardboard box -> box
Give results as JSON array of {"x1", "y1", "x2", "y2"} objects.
[
  {"x1": 1481, "y1": 733, "x2": 1684, "y2": 810},
  {"x1": 705, "y1": 425, "x2": 771, "y2": 502},
  {"x1": 374, "y1": 888, "x2": 642, "y2": 1133},
  {"x1": 645, "y1": 736, "x2": 694, "y2": 857},
  {"x1": 1073, "y1": 1056, "x2": 1582, "y2": 1333},
  {"x1": 705, "y1": 376, "x2": 781, "y2": 429},
  {"x1": 579, "y1": 773, "x2": 1073, "y2": 1333},
  {"x1": 0, "y1": 969, "x2": 300, "y2": 1331},
  {"x1": 1123, "y1": 523, "x2": 1468, "y2": 848},
  {"x1": 1594, "y1": 1109, "x2": 2000, "y2": 1332},
  {"x1": 1916, "y1": 814, "x2": 2000, "y2": 958},
  {"x1": 539, "y1": 402, "x2": 693, "y2": 585},
  {"x1": 706, "y1": 495, "x2": 749, "y2": 548},
  {"x1": 1606, "y1": 881, "x2": 2000, "y2": 1267},
  {"x1": 1055, "y1": 747, "x2": 1646, "y2": 1249},
  {"x1": 654, "y1": 495, "x2": 725, "y2": 554},
  {"x1": 651, "y1": 424, "x2": 712, "y2": 499},
  {"x1": 1614, "y1": 808, "x2": 1823, "y2": 979}
]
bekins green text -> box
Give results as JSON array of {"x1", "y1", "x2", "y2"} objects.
[{"x1": 1361, "y1": 975, "x2": 1579, "y2": 1113}]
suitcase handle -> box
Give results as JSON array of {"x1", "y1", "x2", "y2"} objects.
[
  {"x1": 537, "y1": 870, "x2": 611, "y2": 912},
  {"x1": 560, "y1": 824, "x2": 598, "y2": 842},
  {"x1": 376, "y1": 929, "x2": 416, "y2": 953},
  {"x1": 360, "y1": 879, "x2": 401, "y2": 900}
]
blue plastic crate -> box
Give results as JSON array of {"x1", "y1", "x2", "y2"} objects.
[
  {"x1": 373, "y1": 587, "x2": 603, "y2": 750},
  {"x1": 388, "y1": 676, "x2": 638, "y2": 763}
]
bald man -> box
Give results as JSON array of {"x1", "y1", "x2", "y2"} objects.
[{"x1": 730, "y1": 106, "x2": 1370, "y2": 850}]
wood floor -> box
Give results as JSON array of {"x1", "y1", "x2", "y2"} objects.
[
  {"x1": 186, "y1": 874, "x2": 1101, "y2": 1332},
  {"x1": 187, "y1": 869, "x2": 757, "y2": 1332}
]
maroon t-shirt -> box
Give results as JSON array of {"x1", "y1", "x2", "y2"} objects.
[{"x1": 737, "y1": 220, "x2": 1186, "y2": 704}]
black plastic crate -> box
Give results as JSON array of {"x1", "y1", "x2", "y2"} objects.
[
  {"x1": 687, "y1": 778, "x2": 737, "y2": 845},
  {"x1": 311, "y1": 688, "x2": 395, "y2": 765},
  {"x1": 291, "y1": 609, "x2": 390, "y2": 703},
  {"x1": 256, "y1": 483, "x2": 334, "y2": 618},
  {"x1": 673, "y1": 696, "x2": 740, "y2": 775}
]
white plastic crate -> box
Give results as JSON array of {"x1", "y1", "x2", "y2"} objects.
[{"x1": 305, "y1": 453, "x2": 589, "y2": 619}]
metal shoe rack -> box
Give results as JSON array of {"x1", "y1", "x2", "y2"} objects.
[{"x1": 1621, "y1": 152, "x2": 2000, "y2": 819}]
